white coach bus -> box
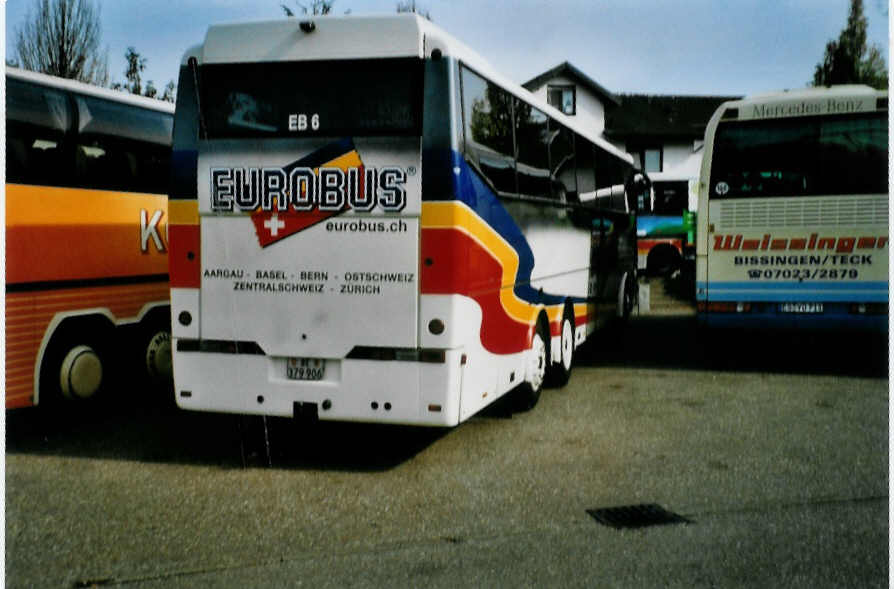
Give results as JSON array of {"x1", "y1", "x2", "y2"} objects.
[
  {"x1": 696, "y1": 85, "x2": 888, "y2": 330},
  {"x1": 168, "y1": 14, "x2": 646, "y2": 426}
]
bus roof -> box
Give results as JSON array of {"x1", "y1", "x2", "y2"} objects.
[
  {"x1": 711, "y1": 85, "x2": 886, "y2": 122},
  {"x1": 6, "y1": 67, "x2": 175, "y2": 114},
  {"x1": 189, "y1": 13, "x2": 633, "y2": 166}
]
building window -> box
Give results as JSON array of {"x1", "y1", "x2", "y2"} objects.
[
  {"x1": 638, "y1": 147, "x2": 662, "y2": 173},
  {"x1": 547, "y1": 85, "x2": 575, "y2": 115}
]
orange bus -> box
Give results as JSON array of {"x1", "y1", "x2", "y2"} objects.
[{"x1": 6, "y1": 68, "x2": 174, "y2": 408}]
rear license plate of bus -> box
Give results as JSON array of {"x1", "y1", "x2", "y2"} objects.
[
  {"x1": 286, "y1": 358, "x2": 325, "y2": 381},
  {"x1": 779, "y1": 303, "x2": 823, "y2": 314}
]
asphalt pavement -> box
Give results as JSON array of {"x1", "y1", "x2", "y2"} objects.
[{"x1": 5, "y1": 312, "x2": 889, "y2": 588}]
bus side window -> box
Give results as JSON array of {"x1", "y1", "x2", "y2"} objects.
[
  {"x1": 514, "y1": 101, "x2": 550, "y2": 199},
  {"x1": 73, "y1": 93, "x2": 173, "y2": 194},
  {"x1": 593, "y1": 147, "x2": 629, "y2": 212},
  {"x1": 460, "y1": 66, "x2": 517, "y2": 196},
  {"x1": 6, "y1": 77, "x2": 72, "y2": 186},
  {"x1": 549, "y1": 122, "x2": 576, "y2": 202}
]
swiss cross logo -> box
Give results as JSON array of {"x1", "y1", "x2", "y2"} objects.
[
  {"x1": 210, "y1": 139, "x2": 409, "y2": 248},
  {"x1": 263, "y1": 214, "x2": 285, "y2": 236}
]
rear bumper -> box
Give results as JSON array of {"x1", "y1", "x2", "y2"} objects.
[
  {"x1": 697, "y1": 304, "x2": 888, "y2": 331},
  {"x1": 172, "y1": 343, "x2": 464, "y2": 426}
]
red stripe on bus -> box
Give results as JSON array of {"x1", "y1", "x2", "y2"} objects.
[
  {"x1": 169, "y1": 224, "x2": 201, "y2": 288},
  {"x1": 421, "y1": 227, "x2": 531, "y2": 354}
]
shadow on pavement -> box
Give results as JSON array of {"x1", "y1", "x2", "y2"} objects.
[
  {"x1": 6, "y1": 392, "x2": 449, "y2": 472},
  {"x1": 8, "y1": 316, "x2": 886, "y2": 467},
  {"x1": 578, "y1": 314, "x2": 888, "y2": 378}
]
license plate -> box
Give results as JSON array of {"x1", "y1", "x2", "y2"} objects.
[
  {"x1": 286, "y1": 358, "x2": 325, "y2": 381},
  {"x1": 779, "y1": 302, "x2": 824, "y2": 314}
]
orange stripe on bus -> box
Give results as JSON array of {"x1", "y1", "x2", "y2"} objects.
[
  {"x1": 169, "y1": 200, "x2": 199, "y2": 225},
  {"x1": 6, "y1": 184, "x2": 168, "y2": 285}
]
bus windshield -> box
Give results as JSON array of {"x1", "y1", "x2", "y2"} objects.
[
  {"x1": 709, "y1": 112, "x2": 887, "y2": 199},
  {"x1": 200, "y1": 58, "x2": 424, "y2": 138}
]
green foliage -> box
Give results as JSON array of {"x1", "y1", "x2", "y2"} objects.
[
  {"x1": 110, "y1": 47, "x2": 176, "y2": 103},
  {"x1": 813, "y1": 0, "x2": 887, "y2": 89}
]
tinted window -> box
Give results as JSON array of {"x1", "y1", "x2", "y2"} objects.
[
  {"x1": 201, "y1": 58, "x2": 424, "y2": 138},
  {"x1": 73, "y1": 94, "x2": 172, "y2": 193},
  {"x1": 709, "y1": 112, "x2": 888, "y2": 198},
  {"x1": 550, "y1": 122, "x2": 576, "y2": 200},
  {"x1": 515, "y1": 102, "x2": 550, "y2": 198},
  {"x1": 6, "y1": 77, "x2": 72, "y2": 185},
  {"x1": 6, "y1": 76, "x2": 172, "y2": 192},
  {"x1": 574, "y1": 136, "x2": 597, "y2": 198},
  {"x1": 461, "y1": 66, "x2": 516, "y2": 195},
  {"x1": 593, "y1": 147, "x2": 632, "y2": 211}
]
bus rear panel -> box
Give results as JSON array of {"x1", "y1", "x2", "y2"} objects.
[{"x1": 696, "y1": 86, "x2": 888, "y2": 330}]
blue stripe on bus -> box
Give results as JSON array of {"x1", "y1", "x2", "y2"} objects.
[
  {"x1": 170, "y1": 149, "x2": 198, "y2": 199},
  {"x1": 696, "y1": 280, "x2": 888, "y2": 302}
]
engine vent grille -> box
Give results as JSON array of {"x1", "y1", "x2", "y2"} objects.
[{"x1": 715, "y1": 196, "x2": 887, "y2": 230}]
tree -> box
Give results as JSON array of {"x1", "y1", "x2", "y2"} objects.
[
  {"x1": 14, "y1": 0, "x2": 109, "y2": 85},
  {"x1": 813, "y1": 0, "x2": 887, "y2": 89},
  {"x1": 111, "y1": 47, "x2": 176, "y2": 103},
  {"x1": 162, "y1": 81, "x2": 177, "y2": 103},
  {"x1": 281, "y1": 0, "x2": 335, "y2": 16},
  {"x1": 396, "y1": 0, "x2": 431, "y2": 20},
  {"x1": 114, "y1": 46, "x2": 146, "y2": 95}
]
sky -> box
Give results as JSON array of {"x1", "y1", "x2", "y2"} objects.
[{"x1": 2, "y1": 0, "x2": 890, "y2": 97}]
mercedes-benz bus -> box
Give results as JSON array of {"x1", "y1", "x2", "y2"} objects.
[{"x1": 696, "y1": 85, "x2": 888, "y2": 330}]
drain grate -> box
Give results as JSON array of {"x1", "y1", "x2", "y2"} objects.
[{"x1": 587, "y1": 503, "x2": 691, "y2": 529}]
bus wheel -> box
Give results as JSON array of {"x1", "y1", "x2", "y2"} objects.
[
  {"x1": 39, "y1": 319, "x2": 112, "y2": 406},
  {"x1": 547, "y1": 304, "x2": 575, "y2": 387},
  {"x1": 60, "y1": 345, "x2": 103, "y2": 400},
  {"x1": 144, "y1": 329, "x2": 172, "y2": 381},
  {"x1": 513, "y1": 318, "x2": 549, "y2": 411},
  {"x1": 137, "y1": 308, "x2": 173, "y2": 385},
  {"x1": 647, "y1": 246, "x2": 681, "y2": 277}
]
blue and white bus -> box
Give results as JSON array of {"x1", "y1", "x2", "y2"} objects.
[{"x1": 696, "y1": 85, "x2": 888, "y2": 330}]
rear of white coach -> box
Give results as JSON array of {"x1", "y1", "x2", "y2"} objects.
[{"x1": 695, "y1": 86, "x2": 888, "y2": 330}]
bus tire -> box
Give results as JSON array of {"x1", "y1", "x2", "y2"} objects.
[
  {"x1": 138, "y1": 308, "x2": 173, "y2": 383},
  {"x1": 39, "y1": 317, "x2": 113, "y2": 407},
  {"x1": 647, "y1": 245, "x2": 681, "y2": 277},
  {"x1": 547, "y1": 303, "x2": 575, "y2": 387},
  {"x1": 513, "y1": 316, "x2": 550, "y2": 412}
]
